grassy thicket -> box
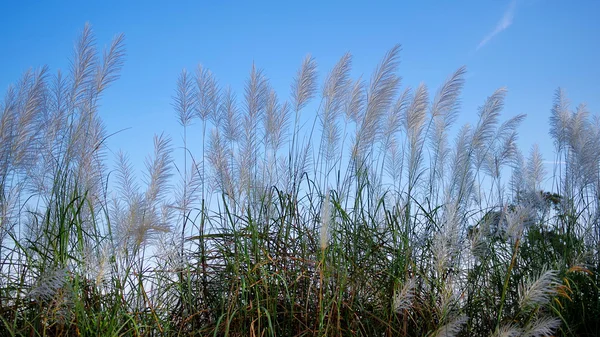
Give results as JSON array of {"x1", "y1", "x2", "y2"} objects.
[{"x1": 1, "y1": 25, "x2": 599, "y2": 337}]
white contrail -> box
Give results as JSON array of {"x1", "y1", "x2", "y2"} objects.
[{"x1": 477, "y1": 0, "x2": 517, "y2": 50}]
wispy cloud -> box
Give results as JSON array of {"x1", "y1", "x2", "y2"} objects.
[{"x1": 477, "y1": 0, "x2": 517, "y2": 50}]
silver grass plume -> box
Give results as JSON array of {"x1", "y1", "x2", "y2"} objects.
[
  {"x1": 89, "y1": 244, "x2": 111, "y2": 287},
  {"x1": 113, "y1": 134, "x2": 173, "y2": 249},
  {"x1": 0, "y1": 188, "x2": 20, "y2": 244},
  {"x1": 522, "y1": 316, "x2": 561, "y2": 337},
  {"x1": 518, "y1": 269, "x2": 559, "y2": 312},
  {"x1": 549, "y1": 87, "x2": 571, "y2": 152},
  {"x1": 384, "y1": 139, "x2": 404, "y2": 195},
  {"x1": 70, "y1": 23, "x2": 98, "y2": 106},
  {"x1": 291, "y1": 54, "x2": 318, "y2": 112},
  {"x1": 295, "y1": 142, "x2": 313, "y2": 185},
  {"x1": 174, "y1": 160, "x2": 203, "y2": 212},
  {"x1": 393, "y1": 277, "x2": 416, "y2": 312},
  {"x1": 37, "y1": 71, "x2": 67, "y2": 186},
  {"x1": 0, "y1": 84, "x2": 17, "y2": 181},
  {"x1": 470, "y1": 209, "x2": 495, "y2": 260},
  {"x1": 2, "y1": 67, "x2": 48, "y2": 172},
  {"x1": 403, "y1": 83, "x2": 429, "y2": 186},
  {"x1": 288, "y1": 55, "x2": 317, "y2": 194},
  {"x1": 243, "y1": 64, "x2": 269, "y2": 151},
  {"x1": 567, "y1": 104, "x2": 599, "y2": 187},
  {"x1": 430, "y1": 67, "x2": 466, "y2": 185},
  {"x1": 242, "y1": 64, "x2": 269, "y2": 204},
  {"x1": 492, "y1": 324, "x2": 522, "y2": 337},
  {"x1": 28, "y1": 266, "x2": 73, "y2": 325},
  {"x1": 173, "y1": 67, "x2": 196, "y2": 238},
  {"x1": 345, "y1": 77, "x2": 366, "y2": 124},
  {"x1": 275, "y1": 101, "x2": 291, "y2": 153},
  {"x1": 264, "y1": 90, "x2": 290, "y2": 187},
  {"x1": 430, "y1": 66, "x2": 466, "y2": 121},
  {"x1": 434, "y1": 315, "x2": 467, "y2": 337},
  {"x1": 378, "y1": 88, "x2": 409, "y2": 194},
  {"x1": 276, "y1": 155, "x2": 290, "y2": 188},
  {"x1": 195, "y1": 65, "x2": 220, "y2": 124},
  {"x1": 115, "y1": 151, "x2": 140, "y2": 209},
  {"x1": 379, "y1": 87, "x2": 409, "y2": 184},
  {"x1": 432, "y1": 199, "x2": 462, "y2": 289},
  {"x1": 403, "y1": 83, "x2": 429, "y2": 145},
  {"x1": 568, "y1": 103, "x2": 589, "y2": 153},
  {"x1": 207, "y1": 128, "x2": 233, "y2": 196},
  {"x1": 382, "y1": 87, "x2": 410, "y2": 151},
  {"x1": 68, "y1": 25, "x2": 124, "y2": 222},
  {"x1": 28, "y1": 267, "x2": 69, "y2": 303},
  {"x1": 265, "y1": 89, "x2": 291, "y2": 154},
  {"x1": 320, "y1": 190, "x2": 331, "y2": 251},
  {"x1": 479, "y1": 114, "x2": 526, "y2": 181},
  {"x1": 74, "y1": 113, "x2": 107, "y2": 206},
  {"x1": 144, "y1": 133, "x2": 173, "y2": 212},
  {"x1": 509, "y1": 149, "x2": 526, "y2": 200},
  {"x1": 220, "y1": 87, "x2": 240, "y2": 201},
  {"x1": 113, "y1": 152, "x2": 142, "y2": 248},
  {"x1": 505, "y1": 205, "x2": 530, "y2": 242},
  {"x1": 320, "y1": 53, "x2": 351, "y2": 162},
  {"x1": 472, "y1": 88, "x2": 507, "y2": 150},
  {"x1": 264, "y1": 89, "x2": 279, "y2": 151},
  {"x1": 173, "y1": 69, "x2": 196, "y2": 127},
  {"x1": 447, "y1": 124, "x2": 473, "y2": 204},
  {"x1": 354, "y1": 45, "x2": 401, "y2": 160},
  {"x1": 323, "y1": 53, "x2": 352, "y2": 116},
  {"x1": 95, "y1": 32, "x2": 125, "y2": 95},
  {"x1": 338, "y1": 77, "x2": 366, "y2": 192},
  {"x1": 588, "y1": 115, "x2": 600, "y2": 190},
  {"x1": 525, "y1": 144, "x2": 546, "y2": 193},
  {"x1": 221, "y1": 87, "x2": 241, "y2": 143}
]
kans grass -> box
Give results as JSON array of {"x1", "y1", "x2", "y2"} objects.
[{"x1": 0, "y1": 25, "x2": 599, "y2": 337}]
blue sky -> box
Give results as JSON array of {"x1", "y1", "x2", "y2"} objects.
[{"x1": 1, "y1": 0, "x2": 599, "y2": 175}]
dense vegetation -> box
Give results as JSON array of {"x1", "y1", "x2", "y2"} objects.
[{"x1": 1, "y1": 25, "x2": 598, "y2": 336}]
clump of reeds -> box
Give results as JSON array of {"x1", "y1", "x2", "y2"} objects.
[{"x1": 0, "y1": 24, "x2": 598, "y2": 337}]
